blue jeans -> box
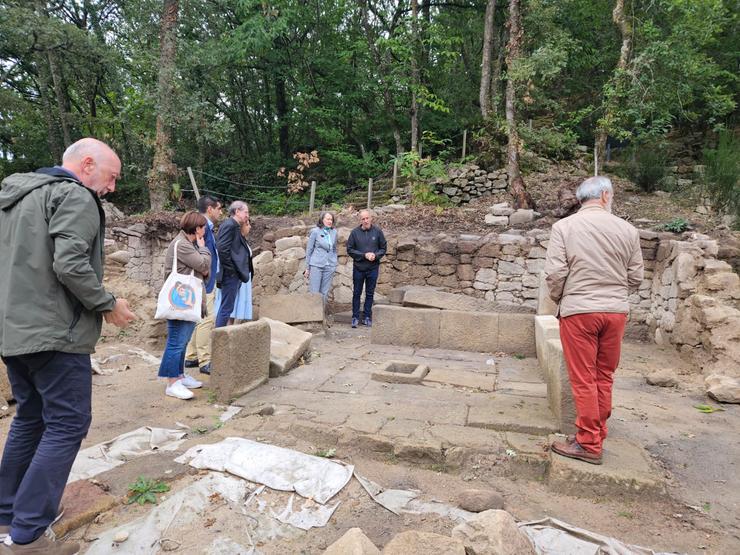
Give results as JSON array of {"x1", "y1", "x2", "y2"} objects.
[
  {"x1": 215, "y1": 271, "x2": 241, "y2": 328},
  {"x1": 158, "y1": 320, "x2": 196, "y2": 378},
  {"x1": 0, "y1": 352, "x2": 92, "y2": 544},
  {"x1": 352, "y1": 266, "x2": 379, "y2": 320}
]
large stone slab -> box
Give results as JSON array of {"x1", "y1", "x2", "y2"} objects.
[
  {"x1": 547, "y1": 437, "x2": 666, "y2": 499},
  {"x1": 404, "y1": 288, "x2": 533, "y2": 314},
  {"x1": 468, "y1": 394, "x2": 558, "y2": 435},
  {"x1": 535, "y1": 315, "x2": 560, "y2": 373},
  {"x1": 210, "y1": 320, "x2": 270, "y2": 403},
  {"x1": 497, "y1": 313, "x2": 535, "y2": 356},
  {"x1": 263, "y1": 317, "x2": 312, "y2": 377},
  {"x1": 259, "y1": 293, "x2": 324, "y2": 324},
  {"x1": 371, "y1": 305, "x2": 441, "y2": 348},
  {"x1": 424, "y1": 368, "x2": 496, "y2": 391},
  {"x1": 54, "y1": 480, "x2": 118, "y2": 538},
  {"x1": 439, "y1": 310, "x2": 499, "y2": 352},
  {"x1": 544, "y1": 339, "x2": 576, "y2": 435}
]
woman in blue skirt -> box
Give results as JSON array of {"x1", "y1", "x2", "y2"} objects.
[{"x1": 214, "y1": 218, "x2": 253, "y2": 324}]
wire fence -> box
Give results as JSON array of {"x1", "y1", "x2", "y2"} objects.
[{"x1": 183, "y1": 129, "x2": 471, "y2": 215}]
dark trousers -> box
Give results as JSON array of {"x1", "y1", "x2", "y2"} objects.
[
  {"x1": 158, "y1": 320, "x2": 197, "y2": 378},
  {"x1": 215, "y1": 271, "x2": 240, "y2": 328},
  {"x1": 352, "y1": 266, "x2": 379, "y2": 320},
  {"x1": 0, "y1": 352, "x2": 92, "y2": 544}
]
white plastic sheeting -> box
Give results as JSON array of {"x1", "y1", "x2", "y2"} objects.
[
  {"x1": 68, "y1": 426, "x2": 188, "y2": 482},
  {"x1": 175, "y1": 437, "x2": 354, "y2": 504},
  {"x1": 520, "y1": 517, "x2": 681, "y2": 555}
]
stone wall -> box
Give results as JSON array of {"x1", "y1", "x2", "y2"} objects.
[{"x1": 432, "y1": 164, "x2": 508, "y2": 205}]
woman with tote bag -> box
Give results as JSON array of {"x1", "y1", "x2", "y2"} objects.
[{"x1": 157, "y1": 211, "x2": 212, "y2": 400}]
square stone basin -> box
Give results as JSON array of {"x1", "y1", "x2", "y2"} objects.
[{"x1": 371, "y1": 361, "x2": 430, "y2": 384}]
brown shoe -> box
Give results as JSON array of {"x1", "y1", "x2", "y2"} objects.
[
  {"x1": 1, "y1": 530, "x2": 79, "y2": 555},
  {"x1": 551, "y1": 440, "x2": 603, "y2": 465},
  {"x1": 2, "y1": 505, "x2": 64, "y2": 543}
]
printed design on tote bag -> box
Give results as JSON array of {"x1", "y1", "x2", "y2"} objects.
[{"x1": 169, "y1": 281, "x2": 197, "y2": 310}]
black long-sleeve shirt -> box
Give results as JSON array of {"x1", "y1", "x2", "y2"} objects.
[{"x1": 347, "y1": 225, "x2": 387, "y2": 271}]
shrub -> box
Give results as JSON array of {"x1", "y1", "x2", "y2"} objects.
[
  {"x1": 703, "y1": 130, "x2": 739, "y2": 226},
  {"x1": 625, "y1": 140, "x2": 668, "y2": 192},
  {"x1": 660, "y1": 217, "x2": 689, "y2": 233}
]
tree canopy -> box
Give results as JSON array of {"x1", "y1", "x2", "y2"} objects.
[{"x1": 0, "y1": 0, "x2": 737, "y2": 211}]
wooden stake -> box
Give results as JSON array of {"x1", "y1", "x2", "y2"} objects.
[
  {"x1": 309, "y1": 180, "x2": 316, "y2": 216},
  {"x1": 462, "y1": 129, "x2": 468, "y2": 160},
  {"x1": 367, "y1": 178, "x2": 373, "y2": 209},
  {"x1": 187, "y1": 167, "x2": 200, "y2": 201}
]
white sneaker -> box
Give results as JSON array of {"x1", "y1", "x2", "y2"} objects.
[
  {"x1": 180, "y1": 374, "x2": 203, "y2": 389},
  {"x1": 165, "y1": 380, "x2": 194, "y2": 400}
]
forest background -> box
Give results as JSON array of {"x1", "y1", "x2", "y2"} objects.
[{"x1": 0, "y1": 0, "x2": 737, "y2": 217}]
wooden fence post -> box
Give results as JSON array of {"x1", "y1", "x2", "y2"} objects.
[
  {"x1": 462, "y1": 129, "x2": 468, "y2": 160},
  {"x1": 309, "y1": 180, "x2": 316, "y2": 215},
  {"x1": 187, "y1": 167, "x2": 201, "y2": 201},
  {"x1": 392, "y1": 159, "x2": 398, "y2": 190},
  {"x1": 367, "y1": 178, "x2": 373, "y2": 209}
]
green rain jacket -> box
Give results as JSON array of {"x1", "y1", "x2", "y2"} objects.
[{"x1": 0, "y1": 171, "x2": 116, "y2": 356}]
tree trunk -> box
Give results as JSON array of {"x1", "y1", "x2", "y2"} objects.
[
  {"x1": 47, "y1": 50, "x2": 72, "y2": 147},
  {"x1": 410, "y1": 0, "x2": 420, "y2": 155},
  {"x1": 479, "y1": 0, "x2": 497, "y2": 118},
  {"x1": 505, "y1": 0, "x2": 533, "y2": 209},
  {"x1": 595, "y1": 0, "x2": 632, "y2": 170},
  {"x1": 491, "y1": 20, "x2": 505, "y2": 116},
  {"x1": 359, "y1": 1, "x2": 403, "y2": 155},
  {"x1": 275, "y1": 75, "x2": 290, "y2": 159},
  {"x1": 148, "y1": 0, "x2": 179, "y2": 211}
]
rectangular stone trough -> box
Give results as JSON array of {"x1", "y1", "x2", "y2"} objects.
[
  {"x1": 371, "y1": 361, "x2": 430, "y2": 385},
  {"x1": 535, "y1": 315, "x2": 576, "y2": 435}
]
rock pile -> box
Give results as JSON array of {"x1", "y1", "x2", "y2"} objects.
[
  {"x1": 484, "y1": 202, "x2": 539, "y2": 227},
  {"x1": 433, "y1": 164, "x2": 508, "y2": 205}
]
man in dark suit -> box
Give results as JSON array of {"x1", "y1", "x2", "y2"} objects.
[
  {"x1": 185, "y1": 195, "x2": 222, "y2": 374},
  {"x1": 215, "y1": 200, "x2": 252, "y2": 328}
]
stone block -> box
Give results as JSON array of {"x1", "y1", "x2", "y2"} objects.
[
  {"x1": 275, "y1": 236, "x2": 303, "y2": 252},
  {"x1": 371, "y1": 361, "x2": 429, "y2": 384},
  {"x1": 210, "y1": 320, "x2": 270, "y2": 403},
  {"x1": 439, "y1": 310, "x2": 499, "y2": 353},
  {"x1": 544, "y1": 339, "x2": 576, "y2": 435},
  {"x1": 535, "y1": 315, "x2": 560, "y2": 373},
  {"x1": 424, "y1": 368, "x2": 496, "y2": 391},
  {"x1": 323, "y1": 528, "x2": 380, "y2": 555},
  {"x1": 263, "y1": 318, "x2": 312, "y2": 377},
  {"x1": 509, "y1": 209, "x2": 535, "y2": 225},
  {"x1": 383, "y1": 531, "x2": 465, "y2": 555},
  {"x1": 547, "y1": 437, "x2": 666, "y2": 499},
  {"x1": 0, "y1": 360, "x2": 12, "y2": 402},
  {"x1": 497, "y1": 313, "x2": 535, "y2": 356},
  {"x1": 468, "y1": 395, "x2": 558, "y2": 435},
  {"x1": 491, "y1": 202, "x2": 515, "y2": 216},
  {"x1": 485, "y1": 214, "x2": 509, "y2": 226},
  {"x1": 404, "y1": 288, "x2": 491, "y2": 313},
  {"x1": 537, "y1": 271, "x2": 558, "y2": 316},
  {"x1": 371, "y1": 305, "x2": 440, "y2": 348},
  {"x1": 259, "y1": 293, "x2": 324, "y2": 324}
]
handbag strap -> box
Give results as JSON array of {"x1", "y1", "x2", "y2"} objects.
[{"x1": 172, "y1": 238, "x2": 198, "y2": 276}]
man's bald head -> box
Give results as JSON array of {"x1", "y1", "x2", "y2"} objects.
[
  {"x1": 62, "y1": 138, "x2": 121, "y2": 197},
  {"x1": 359, "y1": 209, "x2": 373, "y2": 230}
]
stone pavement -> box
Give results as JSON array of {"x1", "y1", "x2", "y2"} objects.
[{"x1": 231, "y1": 323, "x2": 664, "y2": 498}]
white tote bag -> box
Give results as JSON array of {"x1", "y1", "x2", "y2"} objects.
[{"x1": 155, "y1": 239, "x2": 203, "y2": 322}]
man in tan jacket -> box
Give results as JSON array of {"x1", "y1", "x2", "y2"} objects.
[{"x1": 544, "y1": 176, "x2": 643, "y2": 464}]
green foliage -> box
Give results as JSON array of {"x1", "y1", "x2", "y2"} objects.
[
  {"x1": 703, "y1": 131, "x2": 740, "y2": 224},
  {"x1": 625, "y1": 141, "x2": 669, "y2": 192},
  {"x1": 126, "y1": 476, "x2": 170, "y2": 505},
  {"x1": 519, "y1": 124, "x2": 578, "y2": 160},
  {"x1": 660, "y1": 218, "x2": 690, "y2": 233}
]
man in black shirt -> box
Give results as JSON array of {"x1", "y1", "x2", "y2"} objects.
[{"x1": 346, "y1": 209, "x2": 387, "y2": 328}]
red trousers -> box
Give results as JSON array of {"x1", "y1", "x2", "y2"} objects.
[{"x1": 559, "y1": 312, "x2": 627, "y2": 455}]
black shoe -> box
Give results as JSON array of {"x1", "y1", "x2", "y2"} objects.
[
  {"x1": 199, "y1": 363, "x2": 211, "y2": 375},
  {"x1": 184, "y1": 359, "x2": 199, "y2": 369}
]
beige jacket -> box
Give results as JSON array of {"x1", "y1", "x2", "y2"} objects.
[
  {"x1": 164, "y1": 231, "x2": 212, "y2": 316},
  {"x1": 544, "y1": 205, "x2": 643, "y2": 317}
]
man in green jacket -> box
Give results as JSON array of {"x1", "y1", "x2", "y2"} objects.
[{"x1": 0, "y1": 138, "x2": 136, "y2": 555}]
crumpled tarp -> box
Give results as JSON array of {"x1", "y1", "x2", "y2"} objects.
[
  {"x1": 175, "y1": 437, "x2": 354, "y2": 504},
  {"x1": 354, "y1": 473, "x2": 474, "y2": 522},
  {"x1": 520, "y1": 517, "x2": 681, "y2": 555},
  {"x1": 68, "y1": 426, "x2": 188, "y2": 482}
]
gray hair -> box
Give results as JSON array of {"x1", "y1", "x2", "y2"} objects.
[
  {"x1": 228, "y1": 200, "x2": 248, "y2": 216},
  {"x1": 576, "y1": 176, "x2": 613, "y2": 203}
]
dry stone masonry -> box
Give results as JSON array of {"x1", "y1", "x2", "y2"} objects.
[{"x1": 432, "y1": 163, "x2": 508, "y2": 205}]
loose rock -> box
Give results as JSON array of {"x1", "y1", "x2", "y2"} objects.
[
  {"x1": 705, "y1": 374, "x2": 740, "y2": 403},
  {"x1": 323, "y1": 528, "x2": 379, "y2": 554},
  {"x1": 646, "y1": 370, "x2": 679, "y2": 388},
  {"x1": 382, "y1": 530, "x2": 465, "y2": 555},
  {"x1": 457, "y1": 489, "x2": 505, "y2": 512},
  {"x1": 452, "y1": 509, "x2": 536, "y2": 555}
]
